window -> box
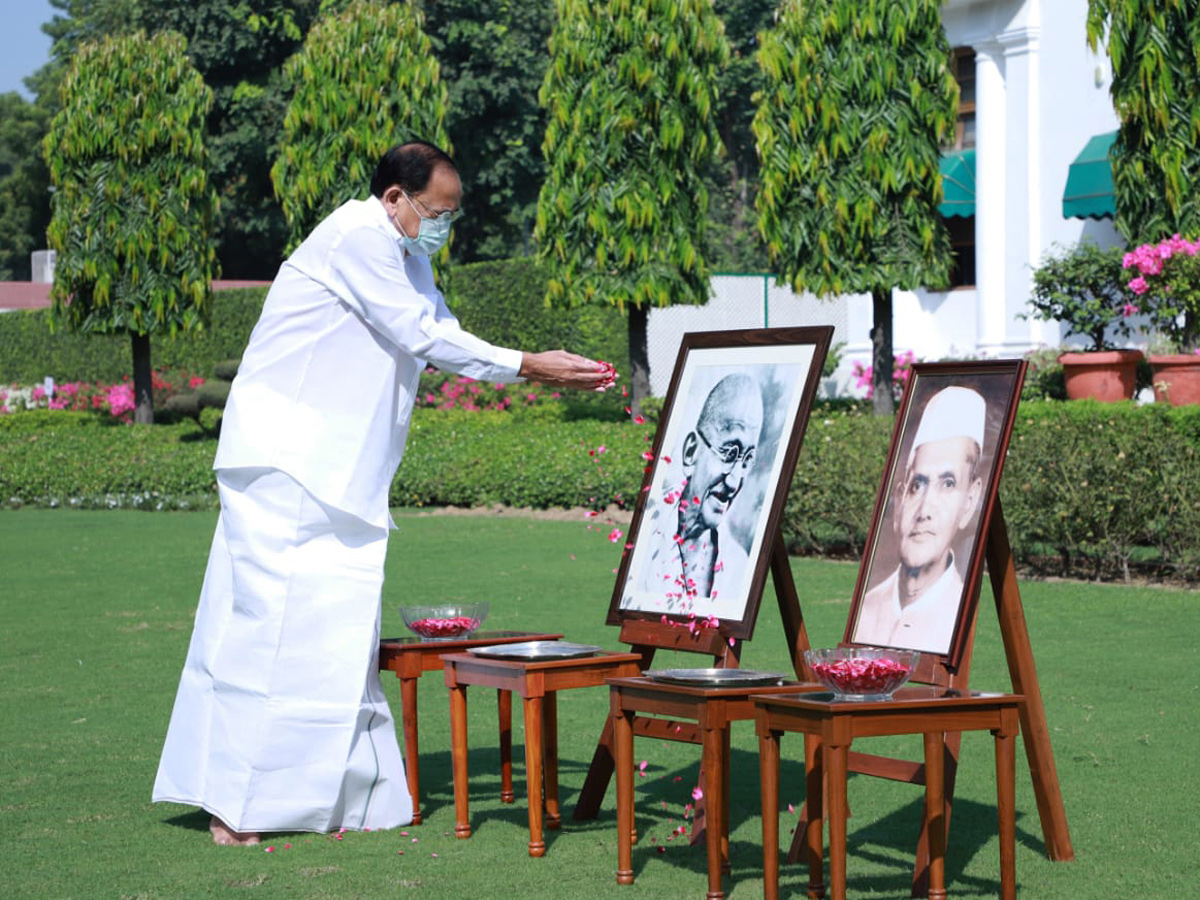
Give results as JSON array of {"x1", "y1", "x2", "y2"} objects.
[
  {"x1": 949, "y1": 47, "x2": 976, "y2": 151},
  {"x1": 944, "y1": 46, "x2": 976, "y2": 288}
]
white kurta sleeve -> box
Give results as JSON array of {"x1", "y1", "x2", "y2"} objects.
[{"x1": 325, "y1": 224, "x2": 523, "y2": 382}]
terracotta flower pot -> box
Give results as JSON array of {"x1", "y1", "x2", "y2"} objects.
[
  {"x1": 1149, "y1": 354, "x2": 1200, "y2": 406},
  {"x1": 1057, "y1": 350, "x2": 1143, "y2": 403}
]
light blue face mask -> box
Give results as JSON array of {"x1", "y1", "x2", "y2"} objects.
[{"x1": 396, "y1": 191, "x2": 454, "y2": 257}]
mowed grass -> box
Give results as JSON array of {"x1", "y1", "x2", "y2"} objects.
[{"x1": 2, "y1": 508, "x2": 1197, "y2": 898}]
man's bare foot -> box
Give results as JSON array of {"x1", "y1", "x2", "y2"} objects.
[{"x1": 210, "y1": 816, "x2": 261, "y2": 846}]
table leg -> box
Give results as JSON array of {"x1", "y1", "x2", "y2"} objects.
[
  {"x1": 996, "y1": 710, "x2": 1018, "y2": 900},
  {"x1": 615, "y1": 706, "x2": 635, "y2": 885},
  {"x1": 523, "y1": 694, "x2": 546, "y2": 857},
  {"x1": 826, "y1": 740, "x2": 848, "y2": 900},
  {"x1": 923, "y1": 731, "x2": 947, "y2": 900},
  {"x1": 498, "y1": 689, "x2": 515, "y2": 803},
  {"x1": 449, "y1": 683, "x2": 471, "y2": 839},
  {"x1": 721, "y1": 727, "x2": 731, "y2": 875},
  {"x1": 759, "y1": 729, "x2": 781, "y2": 900},
  {"x1": 804, "y1": 734, "x2": 826, "y2": 900},
  {"x1": 544, "y1": 692, "x2": 561, "y2": 829},
  {"x1": 399, "y1": 675, "x2": 422, "y2": 825},
  {"x1": 702, "y1": 725, "x2": 726, "y2": 900}
]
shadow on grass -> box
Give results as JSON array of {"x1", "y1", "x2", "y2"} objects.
[{"x1": 416, "y1": 741, "x2": 1037, "y2": 895}]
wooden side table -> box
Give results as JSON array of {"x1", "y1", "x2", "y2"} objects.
[
  {"x1": 754, "y1": 687, "x2": 1022, "y2": 900},
  {"x1": 442, "y1": 650, "x2": 644, "y2": 857},
  {"x1": 608, "y1": 676, "x2": 823, "y2": 900},
  {"x1": 378, "y1": 631, "x2": 562, "y2": 824}
]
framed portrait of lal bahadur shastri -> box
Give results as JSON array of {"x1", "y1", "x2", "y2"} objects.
[
  {"x1": 846, "y1": 360, "x2": 1026, "y2": 666},
  {"x1": 607, "y1": 327, "x2": 833, "y2": 640}
]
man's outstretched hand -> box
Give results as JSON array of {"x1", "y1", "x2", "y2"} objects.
[{"x1": 520, "y1": 351, "x2": 618, "y2": 392}]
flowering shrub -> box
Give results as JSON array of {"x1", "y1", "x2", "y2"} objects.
[
  {"x1": 0, "y1": 369, "x2": 204, "y2": 421},
  {"x1": 1124, "y1": 235, "x2": 1200, "y2": 353},
  {"x1": 851, "y1": 350, "x2": 917, "y2": 401},
  {"x1": 414, "y1": 368, "x2": 562, "y2": 413},
  {"x1": 1025, "y1": 242, "x2": 1142, "y2": 351}
]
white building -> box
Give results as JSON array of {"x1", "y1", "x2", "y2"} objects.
[{"x1": 648, "y1": 0, "x2": 1122, "y2": 397}]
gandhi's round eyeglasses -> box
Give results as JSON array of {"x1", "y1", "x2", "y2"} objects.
[{"x1": 697, "y1": 430, "x2": 756, "y2": 470}]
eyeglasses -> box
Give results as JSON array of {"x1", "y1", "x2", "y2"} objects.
[
  {"x1": 697, "y1": 430, "x2": 756, "y2": 470},
  {"x1": 404, "y1": 190, "x2": 463, "y2": 224}
]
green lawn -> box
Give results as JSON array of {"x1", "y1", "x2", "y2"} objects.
[{"x1": 2, "y1": 509, "x2": 1196, "y2": 898}]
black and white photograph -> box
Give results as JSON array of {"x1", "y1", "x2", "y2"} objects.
[
  {"x1": 848, "y1": 361, "x2": 1025, "y2": 659},
  {"x1": 609, "y1": 328, "x2": 831, "y2": 637}
]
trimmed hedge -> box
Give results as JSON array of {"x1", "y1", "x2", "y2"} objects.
[
  {"x1": 0, "y1": 287, "x2": 268, "y2": 384},
  {"x1": 0, "y1": 258, "x2": 629, "y2": 385},
  {"x1": 5, "y1": 399, "x2": 1200, "y2": 583}
]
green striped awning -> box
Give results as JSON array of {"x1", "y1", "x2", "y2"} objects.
[
  {"x1": 939, "y1": 149, "x2": 975, "y2": 218},
  {"x1": 1062, "y1": 131, "x2": 1117, "y2": 219}
]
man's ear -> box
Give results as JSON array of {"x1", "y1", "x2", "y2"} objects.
[
  {"x1": 958, "y1": 477, "x2": 984, "y2": 530},
  {"x1": 681, "y1": 431, "x2": 699, "y2": 468}
]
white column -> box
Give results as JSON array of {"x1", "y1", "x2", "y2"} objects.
[
  {"x1": 996, "y1": 20, "x2": 1043, "y2": 354},
  {"x1": 973, "y1": 41, "x2": 1007, "y2": 354}
]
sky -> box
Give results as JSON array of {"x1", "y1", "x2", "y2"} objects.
[{"x1": 0, "y1": 0, "x2": 56, "y2": 99}]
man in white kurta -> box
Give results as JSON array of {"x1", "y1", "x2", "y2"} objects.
[
  {"x1": 153, "y1": 142, "x2": 611, "y2": 844},
  {"x1": 852, "y1": 387, "x2": 986, "y2": 656}
]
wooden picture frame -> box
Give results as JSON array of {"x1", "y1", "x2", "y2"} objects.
[
  {"x1": 606, "y1": 327, "x2": 832, "y2": 641},
  {"x1": 846, "y1": 360, "x2": 1025, "y2": 667}
]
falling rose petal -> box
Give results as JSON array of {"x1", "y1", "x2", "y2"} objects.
[
  {"x1": 283, "y1": 843, "x2": 292, "y2": 850},
  {"x1": 674, "y1": 776, "x2": 683, "y2": 782},
  {"x1": 657, "y1": 846, "x2": 666, "y2": 854},
  {"x1": 412, "y1": 838, "x2": 419, "y2": 842},
  {"x1": 641, "y1": 451, "x2": 654, "y2": 461},
  {"x1": 625, "y1": 406, "x2": 632, "y2": 414},
  {"x1": 729, "y1": 637, "x2": 735, "y2": 646},
  {"x1": 431, "y1": 853, "x2": 439, "y2": 858},
  {"x1": 608, "y1": 528, "x2": 623, "y2": 543},
  {"x1": 597, "y1": 445, "x2": 607, "y2": 454},
  {"x1": 265, "y1": 846, "x2": 275, "y2": 853},
  {"x1": 662, "y1": 455, "x2": 671, "y2": 464},
  {"x1": 633, "y1": 414, "x2": 646, "y2": 424},
  {"x1": 585, "y1": 510, "x2": 599, "y2": 518},
  {"x1": 788, "y1": 803, "x2": 795, "y2": 814},
  {"x1": 692, "y1": 787, "x2": 704, "y2": 801}
]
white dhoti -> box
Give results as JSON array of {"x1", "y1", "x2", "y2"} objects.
[{"x1": 152, "y1": 467, "x2": 413, "y2": 833}]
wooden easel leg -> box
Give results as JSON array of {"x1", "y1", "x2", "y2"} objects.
[
  {"x1": 575, "y1": 645, "x2": 658, "y2": 820},
  {"x1": 770, "y1": 533, "x2": 812, "y2": 681},
  {"x1": 986, "y1": 500, "x2": 1075, "y2": 861}
]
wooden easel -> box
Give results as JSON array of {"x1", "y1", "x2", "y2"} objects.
[
  {"x1": 572, "y1": 527, "x2": 811, "y2": 821},
  {"x1": 787, "y1": 497, "x2": 1074, "y2": 894}
]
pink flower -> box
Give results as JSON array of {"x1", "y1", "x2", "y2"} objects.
[
  {"x1": 1128, "y1": 276, "x2": 1149, "y2": 295},
  {"x1": 691, "y1": 787, "x2": 703, "y2": 801},
  {"x1": 1122, "y1": 302, "x2": 1140, "y2": 316}
]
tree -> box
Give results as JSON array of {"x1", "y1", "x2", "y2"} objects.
[
  {"x1": 705, "y1": 0, "x2": 776, "y2": 272},
  {"x1": 43, "y1": 30, "x2": 220, "y2": 424},
  {"x1": 423, "y1": 0, "x2": 555, "y2": 263},
  {"x1": 753, "y1": 0, "x2": 958, "y2": 414},
  {"x1": 536, "y1": 0, "x2": 730, "y2": 409},
  {"x1": 271, "y1": 0, "x2": 451, "y2": 252},
  {"x1": 1087, "y1": 1, "x2": 1200, "y2": 242},
  {"x1": 0, "y1": 94, "x2": 51, "y2": 281}
]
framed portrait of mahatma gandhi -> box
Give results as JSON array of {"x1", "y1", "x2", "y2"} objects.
[
  {"x1": 846, "y1": 360, "x2": 1026, "y2": 665},
  {"x1": 607, "y1": 326, "x2": 832, "y2": 640}
]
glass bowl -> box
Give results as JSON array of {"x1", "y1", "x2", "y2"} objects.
[
  {"x1": 400, "y1": 603, "x2": 489, "y2": 641},
  {"x1": 804, "y1": 647, "x2": 920, "y2": 701}
]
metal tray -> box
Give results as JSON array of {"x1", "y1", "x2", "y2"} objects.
[
  {"x1": 645, "y1": 668, "x2": 786, "y2": 688},
  {"x1": 467, "y1": 640, "x2": 604, "y2": 661}
]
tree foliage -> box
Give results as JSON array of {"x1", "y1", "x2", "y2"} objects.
[
  {"x1": 536, "y1": 0, "x2": 730, "y2": 405},
  {"x1": 424, "y1": 0, "x2": 555, "y2": 263},
  {"x1": 753, "y1": 0, "x2": 957, "y2": 412},
  {"x1": 536, "y1": 0, "x2": 729, "y2": 310},
  {"x1": 271, "y1": 0, "x2": 451, "y2": 252},
  {"x1": 1087, "y1": 0, "x2": 1200, "y2": 242},
  {"x1": 0, "y1": 94, "x2": 51, "y2": 281},
  {"x1": 42, "y1": 29, "x2": 219, "y2": 423}
]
